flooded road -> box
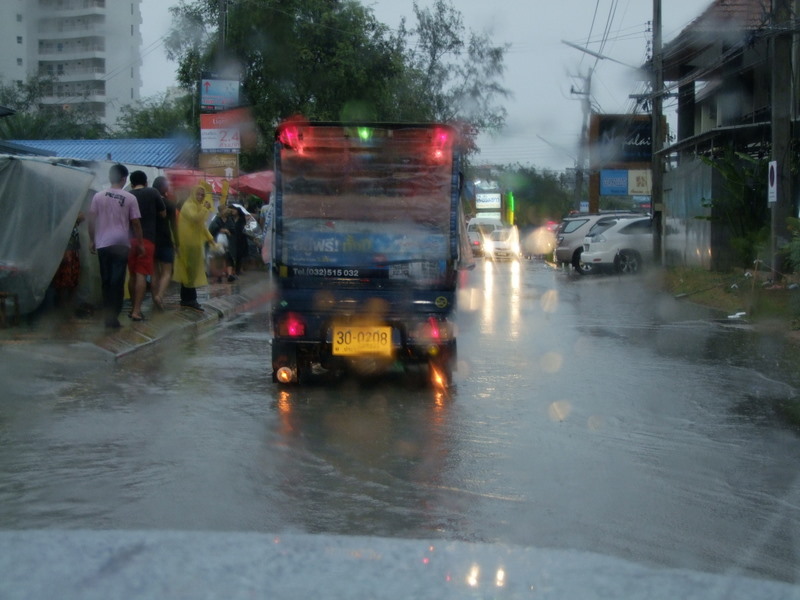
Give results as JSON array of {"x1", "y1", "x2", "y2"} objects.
[{"x1": 1, "y1": 260, "x2": 799, "y2": 584}]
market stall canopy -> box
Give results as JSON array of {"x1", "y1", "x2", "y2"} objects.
[
  {"x1": 236, "y1": 171, "x2": 274, "y2": 201},
  {"x1": 0, "y1": 156, "x2": 95, "y2": 314},
  {"x1": 165, "y1": 169, "x2": 273, "y2": 201}
]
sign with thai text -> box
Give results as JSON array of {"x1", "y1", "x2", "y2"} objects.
[
  {"x1": 200, "y1": 78, "x2": 239, "y2": 111},
  {"x1": 200, "y1": 113, "x2": 241, "y2": 153}
]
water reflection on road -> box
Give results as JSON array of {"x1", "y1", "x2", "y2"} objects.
[
  {"x1": 270, "y1": 384, "x2": 460, "y2": 538},
  {"x1": 0, "y1": 259, "x2": 799, "y2": 585}
]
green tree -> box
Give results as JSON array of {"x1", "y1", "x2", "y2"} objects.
[
  {"x1": 165, "y1": 0, "x2": 509, "y2": 163},
  {"x1": 166, "y1": 0, "x2": 405, "y2": 142},
  {"x1": 700, "y1": 149, "x2": 770, "y2": 268},
  {"x1": 490, "y1": 164, "x2": 573, "y2": 227},
  {"x1": 114, "y1": 93, "x2": 196, "y2": 138},
  {"x1": 0, "y1": 75, "x2": 106, "y2": 139},
  {"x1": 391, "y1": 0, "x2": 509, "y2": 153}
]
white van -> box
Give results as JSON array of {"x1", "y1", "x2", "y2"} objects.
[{"x1": 467, "y1": 218, "x2": 503, "y2": 256}]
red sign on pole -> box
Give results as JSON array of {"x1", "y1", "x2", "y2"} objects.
[{"x1": 200, "y1": 112, "x2": 241, "y2": 153}]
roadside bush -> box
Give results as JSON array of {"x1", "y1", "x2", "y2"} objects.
[
  {"x1": 700, "y1": 150, "x2": 770, "y2": 269},
  {"x1": 786, "y1": 217, "x2": 800, "y2": 273}
]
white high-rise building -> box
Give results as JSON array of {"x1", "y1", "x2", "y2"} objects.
[{"x1": 0, "y1": 0, "x2": 142, "y2": 128}]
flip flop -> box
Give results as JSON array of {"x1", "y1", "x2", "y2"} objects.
[{"x1": 130, "y1": 314, "x2": 146, "y2": 322}]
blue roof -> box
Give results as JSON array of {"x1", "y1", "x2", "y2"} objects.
[{"x1": 8, "y1": 138, "x2": 196, "y2": 168}]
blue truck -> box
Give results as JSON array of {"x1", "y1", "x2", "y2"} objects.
[{"x1": 269, "y1": 121, "x2": 473, "y2": 387}]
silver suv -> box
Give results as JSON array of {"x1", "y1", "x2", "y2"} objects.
[{"x1": 554, "y1": 212, "x2": 640, "y2": 274}]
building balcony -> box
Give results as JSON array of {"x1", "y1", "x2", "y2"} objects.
[
  {"x1": 38, "y1": 0, "x2": 106, "y2": 14},
  {"x1": 37, "y1": 28, "x2": 103, "y2": 41},
  {"x1": 38, "y1": 48, "x2": 105, "y2": 59},
  {"x1": 40, "y1": 67, "x2": 106, "y2": 81},
  {"x1": 41, "y1": 92, "x2": 106, "y2": 104},
  {"x1": 38, "y1": 22, "x2": 103, "y2": 34}
]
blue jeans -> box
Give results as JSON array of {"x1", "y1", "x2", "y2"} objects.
[{"x1": 97, "y1": 245, "x2": 129, "y2": 324}]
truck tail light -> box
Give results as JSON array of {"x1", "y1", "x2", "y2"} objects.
[
  {"x1": 278, "y1": 313, "x2": 306, "y2": 337},
  {"x1": 428, "y1": 317, "x2": 441, "y2": 340},
  {"x1": 414, "y1": 317, "x2": 450, "y2": 342},
  {"x1": 431, "y1": 127, "x2": 451, "y2": 162}
]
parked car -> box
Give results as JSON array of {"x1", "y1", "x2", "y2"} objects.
[
  {"x1": 579, "y1": 216, "x2": 654, "y2": 274},
  {"x1": 554, "y1": 212, "x2": 640, "y2": 274},
  {"x1": 467, "y1": 218, "x2": 503, "y2": 256},
  {"x1": 484, "y1": 225, "x2": 521, "y2": 261}
]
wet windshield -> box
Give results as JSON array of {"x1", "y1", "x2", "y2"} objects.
[{"x1": 2, "y1": 0, "x2": 799, "y2": 597}]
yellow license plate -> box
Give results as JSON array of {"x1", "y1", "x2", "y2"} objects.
[{"x1": 332, "y1": 326, "x2": 392, "y2": 357}]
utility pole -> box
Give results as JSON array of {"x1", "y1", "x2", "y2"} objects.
[
  {"x1": 218, "y1": 0, "x2": 227, "y2": 60},
  {"x1": 770, "y1": 0, "x2": 793, "y2": 279},
  {"x1": 572, "y1": 70, "x2": 592, "y2": 211},
  {"x1": 651, "y1": 0, "x2": 664, "y2": 265}
]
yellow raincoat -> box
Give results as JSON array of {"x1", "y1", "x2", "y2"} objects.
[{"x1": 173, "y1": 184, "x2": 215, "y2": 288}]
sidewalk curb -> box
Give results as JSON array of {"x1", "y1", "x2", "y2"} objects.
[
  {"x1": 102, "y1": 277, "x2": 273, "y2": 360},
  {"x1": 0, "y1": 273, "x2": 273, "y2": 363}
]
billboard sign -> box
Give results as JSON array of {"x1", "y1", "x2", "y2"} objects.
[
  {"x1": 476, "y1": 192, "x2": 501, "y2": 210},
  {"x1": 199, "y1": 153, "x2": 239, "y2": 178},
  {"x1": 627, "y1": 169, "x2": 652, "y2": 195},
  {"x1": 200, "y1": 112, "x2": 241, "y2": 153},
  {"x1": 592, "y1": 114, "x2": 653, "y2": 166},
  {"x1": 600, "y1": 169, "x2": 628, "y2": 196},
  {"x1": 200, "y1": 78, "x2": 239, "y2": 111}
]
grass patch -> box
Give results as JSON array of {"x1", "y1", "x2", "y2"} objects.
[
  {"x1": 663, "y1": 266, "x2": 800, "y2": 327},
  {"x1": 775, "y1": 398, "x2": 800, "y2": 429},
  {"x1": 663, "y1": 267, "x2": 800, "y2": 430}
]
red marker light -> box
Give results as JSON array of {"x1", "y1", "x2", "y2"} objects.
[
  {"x1": 428, "y1": 317, "x2": 441, "y2": 340},
  {"x1": 431, "y1": 127, "x2": 451, "y2": 162},
  {"x1": 278, "y1": 313, "x2": 306, "y2": 337},
  {"x1": 279, "y1": 125, "x2": 301, "y2": 149}
]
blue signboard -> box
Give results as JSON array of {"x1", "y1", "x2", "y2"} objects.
[
  {"x1": 600, "y1": 169, "x2": 628, "y2": 196},
  {"x1": 283, "y1": 231, "x2": 448, "y2": 266},
  {"x1": 200, "y1": 79, "x2": 239, "y2": 111}
]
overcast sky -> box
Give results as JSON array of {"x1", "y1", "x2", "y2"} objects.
[{"x1": 140, "y1": 0, "x2": 709, "y2": 171}]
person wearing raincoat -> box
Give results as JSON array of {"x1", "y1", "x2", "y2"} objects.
[{"x1": 173, "y1": 182, "x2": 217, "y2": 310}]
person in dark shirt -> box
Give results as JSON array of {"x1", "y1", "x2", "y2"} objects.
[
  {"x1": 152, "y1": 176, "x2": 177, "y2": 311},
  {"x1": 127, "y1": 170, "x2": 166, "y2": 321}
]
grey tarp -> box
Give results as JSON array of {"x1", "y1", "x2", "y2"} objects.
[{"x1": 0, "y1": 155, "x2": 95, "y2": 314}]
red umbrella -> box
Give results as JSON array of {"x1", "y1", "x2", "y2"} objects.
[{"x1": 235, "y1": 171, "x2": 274, "y2": 201}]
